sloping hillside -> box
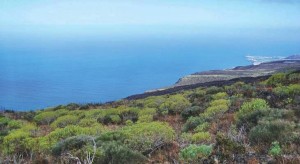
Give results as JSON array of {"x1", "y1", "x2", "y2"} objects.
[
  {"x1": 175, "y1": 56, "x2": 300, "y2": 86},
  {"x1": 1, "y1": 71, "x2": 300, "y2": 163}
]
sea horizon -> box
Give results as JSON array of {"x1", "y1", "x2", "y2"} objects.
[{"x1": 1, "y1": 35, "x2": 300, "y2": 110}]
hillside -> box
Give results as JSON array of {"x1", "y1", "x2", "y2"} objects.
[
  {"x1": 1, "y1": 68, "x2": 300, "y2": 163},
  {"x1": 175, "y1": 56, "x2": 300, "y2": 87}
]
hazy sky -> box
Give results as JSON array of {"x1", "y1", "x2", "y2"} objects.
[{"x1": 0, "y1": 0, "x2": 300, "y2": 39}]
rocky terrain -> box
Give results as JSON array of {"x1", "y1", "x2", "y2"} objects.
[{"x1": 175, "y1": 55, "x2": 300, "y2": 87}]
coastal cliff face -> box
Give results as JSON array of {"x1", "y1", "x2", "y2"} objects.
[{"x1": 175, "y1": 56, "x2": 300, "y2": 87}]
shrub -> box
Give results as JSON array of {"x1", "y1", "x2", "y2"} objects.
[
  {"x1": 180, "y1": 133, "x2": 193, "y2": 143},
  {"x1": 288, "y1": 73, "x2": 300, "y2": 82},
  {"x1": 119, "y1": 107, "x2": 139, "y2": 122},
  {"x1": 34, "y1": 111, "x2": 59, "y2": 125},
  {"x1": 212, "y1": 92, "x2": 228, "y2": 100},
  {"x1": 120, "y1": 122, "x2": 175, "y2": 153},
  {"x1": 137, "y1": 115, "x2": 153, "y2": 123},
  {"x1": 142, "y1": 96, "x2": 166, "y2": 108},
  {"x1": 138, "y1": 108, "x2": 156, "y2": 117},
  {"x1": 181, "y1": 106, "x2": 203, "y2": 120},
  {"x1": 2, "y1": 124, "x2": 37, "y2": 155},
  {"x1": 214, "y1": 133, "x2": 245, "y2": 161},
  {"x1": 203, "y1": 104, "x2": 228, "y2": 118},
  {"x1": 236, "y1": 109, "x2": 269, "y2": 130},
  {"x1": 194, "y1": 122, "x2": 210, "y2": 132},
  {"x1": 7, "y1": 120, "x2": 23, "y2": 129},
  {"x1": 249, "y1": 119, "x2": 295, "y2": 144},
  {"x1": 42, "y1": 125, "x2": 107, "y2": 149},
  {"x1": 191, "y1": 132, "x2": 211, "y2": 143},
  {"x1": 266, "y1": 73, "x2": 287, "y2": 86},
  {"x1": 78, "y1": 118, "x2": 98, "y2": 127},
  {"x1": 268, "y1": 141, "x2": 281, "y2": 156},
  {"x1": 125, "y1": 120, "x2": 133, "y2": 126},
  {"x1": 180, "y1": 144, "x2": 212, "y2": 162},
  {"x1": 52, "y1": 135, "x2": 95, "y2": 156},
  {"x1": 183, "y1": 117, "x2": 205, "y2": 132},
  {"x1": 235, "y1": 98, "x2": 269, "y2": 121},
  {"x1": 51, "y1": 115, "x2": 79, "y2": 128},
  {"x1": 288, "y1": 84, "x2": 300, "y2": 96},
  {"x1": 206, "y1": 86, "x2": 224, "y2": 94},
  {"x1": 110, "y1": 115, "x2": 121, "y2": 124},
  {"x1": 159, "y1": 95, "x2": 191, "y2": 114},
  {"x1": 98, "y1": 141, "x2": 146, "y2": 164}
]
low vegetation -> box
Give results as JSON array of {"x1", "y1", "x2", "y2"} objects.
[{"x1": 1, "y1": 71, "x2": 300, "y2": 163}]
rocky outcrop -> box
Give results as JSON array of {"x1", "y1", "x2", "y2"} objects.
[{"x1": 175, "y1": 59, "x2": 300, "y2": 86}]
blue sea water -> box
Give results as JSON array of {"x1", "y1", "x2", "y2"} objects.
[{"x1": 1, "y1": 35, "x2": 300, "y2": 110}]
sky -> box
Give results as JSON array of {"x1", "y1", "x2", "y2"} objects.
[{"x1": 0, "y1": 0, "x2": 300, "y2": 39}]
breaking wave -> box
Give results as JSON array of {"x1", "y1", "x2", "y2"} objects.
[{"x1": 246, "y1": 55, "x2": 285, "y2": 65}]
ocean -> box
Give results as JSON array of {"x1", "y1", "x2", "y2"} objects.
[{"x1": 1, "y1": 35, "x2": 299, "y2": 110}]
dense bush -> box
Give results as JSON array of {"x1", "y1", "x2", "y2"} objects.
[
  {"x1": 180, "y1": 144, "x2": 212, "y2": 162},
  {"x1": 191, "y1": 132, "x2": 211, "y2": 143},
  {"x1": 1, "y1": 72, "x2": 300, "y2": 163},
  {"x1": 214, "y1": 133, "x2": 245, "y2": 161},
  {"x1": 98, "y1": 141, "x2": 146, "y2": 164},
  {"x1": 194, "y1": 122, "x2": 210, "y2": 132},
  {"x1": 266, "y1": 73, "x2": 287, "y2": 86},
  {"x1": 137, "y1": 115, "x2": 153, "y2": 123},
  {"x1": 268, "y1": 141, "x2": 281, "y2": 157},
  {"x1": 249, "y1": 119, "x2": 295, "y2": 144},
  {"x1": 235, "y1": 98, "x2": 269, "y2": 122},
  {"x1": 181, "y1": 106, "x2": 203, "y2": 120},
  {"x1": 159, "y1": 95, "x2": 191, "y2": 114},
  {"x1": 52, "y1": 135, "x2": 95, "y2": 156},
  {"x1": 34, "y1": 111, "x2": 59, "y2": 125},
  {"x1": 212, "y1": 92, "x2": 228, "y2": 100},
  {"x1": 51, "y1": 115, "x2": 79, "y2": 128},
  {"x1": 183, "y1": 116, "x2": 205, "y2": 132},
  {"x1": 120, "y1": 122, "x2": 175, "y2": 153}
]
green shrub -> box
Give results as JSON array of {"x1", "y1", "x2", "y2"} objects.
[
  {"x1": 125, "y1": 120, "x2": 133, "y2": 126},
  {"x1": 34, "y1": 111, "x2": 59, "y2": 125},
  {"x1": 118, "y1": 108, "x2": 139, "y2": 122},
  {"x1": 7, "y1": 120, "x2": 23, "y2": 129},
  {"x1": 268, "y1": 141, "x2": 281, "y2": 156},
  {"x1": 52, "y1": 135, "x2": 95, "y2": 156},
  {"x1": 137, "y1": 115, "x2": 153, "y2": 123},
  {"x1": 159, "y1": 95, "x2": 191, "y2": 114},
  {"x1": 288, "y1": 73, "x2": 300, "y2": 82},
  {"x1": 236, "y1": 98, "x2": 269, "y2": 121},
  {"x1": 181, "y1": 106, "x2": 203, "y2": 120},
  {"x1": 206, "y1": 86, "x2": 224, "y2": 94},
  {"x1": 191, "y1": 132, "x2": 211, "y2": 143},
  {"x1": 214, "y1": 133, "x2": 245, "y2": 161},
  {"x1": 42, "y1": 125, "x2": 107, "y2": 150},
  {"x1": 209, "y1": 99, "x2": 230, "y2": 107},
  {"x1": 138, "y1": 108, "x2": 156, "y2": 117},
  {"x1": 202, "y1": 104, "x2": 228, "y2": 118},
  {"x1": 78, "y1": 118, "x2": 98, "y2": 127},
  {"x1": 180, "y1": 133, "x2": 193, "y2": 143},
  {"x1": 236, "y1": 109, "x2": 269, "y2": 130},
  {"x1": 194, "y1": 122, "x2": 210, "y2": 132},
  {"x1": 142, "y1": 96, "x2": 166, "y2": 108},
  {"x1": 110, "y1": 115, "x2": 121, "y2": 124},
  {"x1": 266, "y1": 73, "x2": 287, "y2": 86},
  {"x1": 249, "y1": 119, "x2": 295, "y2": 144},
  {"x1": 120, "y1": 122, "x2": 175, "y2": 153},
  {"x1": 98, "y1": 141, "x2": 146, "y2": 164},
  {"x1": 180, "y1": 144, "x2": 212, "y2": 162},
  {"x1": 50, "y1": 115, "x2": 79, "y2": 128},
  {"x1": 212, "y1": 92, "x2": 228, "y2": 100},
  {"x1": 183, "y1": 116, "x2": 205, "y2": 132},
  {"x1": 2, "y1": 124, "x2": 37, "y2": 155}
]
